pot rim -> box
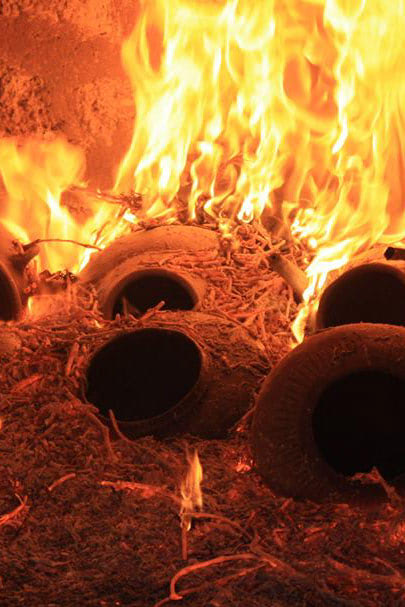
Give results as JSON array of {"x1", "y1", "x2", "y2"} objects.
[
  {"x1": 102, "y1": 267, "x2": 201, "y2": 319},
  {"x1": 252, "y1": 322, "x2": 405, "y2": 502},
  {"x1": 85, "y1": 326, "x2": 209, "y2": 438},
  {"x1": 316, "y1": 262, "x2": 405, "y2": 330}
]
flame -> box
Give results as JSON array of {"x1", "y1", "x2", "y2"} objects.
[
  {"x1": 117, "y1": 0, "x2": 405, "y2": 330},
  {"x1": 180, "y1": 450, "x2": 203, "y2": 531},
  {"x1": 2, "y1": 1, "x2": 405, "y2": 333},
  {"x1": 0, "y1": 138, "x2": 132, "y2": 275}
]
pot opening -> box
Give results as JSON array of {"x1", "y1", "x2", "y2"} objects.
[
  {"x1": 86, "y1": 328, "x2": 202, "y2": 422},
  {"x1": 312, "y1": 370, "x2": 405, "y2": 480},
  {"x1": 0, "y1": 266, "x2": 19, "y2": 321},
  {"x1": 111, "y1": 270, "x2": 198, "y2": 319},
  {"x1": 317, "y1": 264, "x2": 405, "y2": 328}
]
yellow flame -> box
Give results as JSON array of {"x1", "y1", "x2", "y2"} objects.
[
  {"x1": 0, "y1": 138, "x2": 133, "y2": 274},
  {"x1": 180, "y1": 450, "x2": 203, "y2": 531},
  {"x1": 117, "y1": 0, "x2": 405, "y2": 314},
  {"x1": 1, "y1": 0, "x2": 405, "y2": 332}
]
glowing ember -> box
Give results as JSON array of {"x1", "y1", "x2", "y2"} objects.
[{"x1": 2, "y1": 1, "x2": 405, "y2": 332}]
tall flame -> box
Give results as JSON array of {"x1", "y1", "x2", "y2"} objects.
[
  {"x1": 2, "y1": 0, "x2": 405, "y2": 327},
  {"x1": 0, "y1": 138, "x2": 84, "y2": 272},
  {"x1": 117, "y1": 0, "x2": 405, "y2": 305}
]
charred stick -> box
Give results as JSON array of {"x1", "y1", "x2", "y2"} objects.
[
  {"x1": 268, "y1": 253, "x2": 308, "y2": 303},
  {"x1": 153, "y1": 565, "x2": 265, "y2": 606},
  {"x1": 181, "y1": 525, "x2": 188, "y2": 561},
  {"x1": 108, "y1": 409, "x2": 133, "y2": 443},
  {"x1": 169, "y1": 553, "x2": 259, "y2": 600},
  {"x1": 81, "y1": 409, "x2": 117, "y2": 462},
  {"x1": 188, "y1": 511, "x2": 253, "y2": 541},
  {"x1": 25, "y1": 238, "x2": 102, "y2": 251},
  {"x1": 65, "y1": 342, "x2": 80, "y2": 376},
  {"x1": 385, "y1": 246, "x2": 405, "y2": 260}
]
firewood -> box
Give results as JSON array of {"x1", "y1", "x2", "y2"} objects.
[{"x1": 268, "y1": 253, "x2": 308, "y2": 302}]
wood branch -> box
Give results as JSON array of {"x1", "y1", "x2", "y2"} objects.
[{"x1": 268, "y1": 253, "x2": 308, "y2": 303}]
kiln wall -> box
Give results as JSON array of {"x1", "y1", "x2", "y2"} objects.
[{"x1": 0, "y1": 0, "x2": 138, "y2": 188}]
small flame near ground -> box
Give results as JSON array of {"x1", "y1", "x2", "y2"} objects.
[{"x1": 180, "y1": 449, "x2": 203, "y2": 532}]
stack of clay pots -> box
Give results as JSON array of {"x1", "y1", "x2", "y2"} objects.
[{"x1": 79, "y1": 225, "x2": 265, "y2": 440}]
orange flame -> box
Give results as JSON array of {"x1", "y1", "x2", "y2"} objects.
[
  {"x1": 117, "y1": 0, "x2": 405, "y2": 328},
  {"x1": 0, "y1": 138, "x2": 133, "y2": 275},
  {"x1": 180, "y1": 450, "x2": 203, "y2": 531},
  {"x1": 0, "y1": 138, "x2": 84, "y2": 272},
  {"x1": 2, "y1": 1, "x2": 405, "y2": 332}
]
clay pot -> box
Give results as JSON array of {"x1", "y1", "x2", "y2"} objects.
[
  {"x1": 316, "y1": 262, "x2": 405, "y2": 330},
  {"x1": 84, "y1": 310, "x2": 266, "y2": 439},
  {"x1": 251, "y1": 323, "x2": 405, "y2": 502},
  {"x1": 79, "y1": 225, "x2": 219, "y2": 319},
  {"x1": 0, "y1": 224, "x2": 38, "y2": 321}
]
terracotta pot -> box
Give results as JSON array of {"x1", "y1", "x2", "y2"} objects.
[
  {"x1": 316, "y1": 262, "x2": 405, "y2": 330},
  {"x1": 251, "y1": 323, "x2": 405, "y2": 502},
  {"x1": 0, "y1": 224, "x2": 38, "y2": 321},
  {"x1": 84, "y1": 310, "x2": 266, "y2": 439},
  {"x1": 79, "y1": 225, "x2": 219, "y2": 319}
]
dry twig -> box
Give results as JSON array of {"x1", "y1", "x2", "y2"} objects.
[{"x1": 47, "y1": 473, "x2": 77, "y2": 492}]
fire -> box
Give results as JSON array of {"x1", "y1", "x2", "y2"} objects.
[
  {"x1": 0, "y1": 138, "x2": 132, "y2": 275},
  {"x1": 180, "y1": 449, "x2": 203, "y2": 532},
  {"x1": 117, "y1": 0, "x2": 405, "y2": 330},
  {"x1": 2, "y1": 1, "x2": 405, "y2": 332},
  {"x1": 0, "y1": 138, "x2": 83, "y2": 273}
]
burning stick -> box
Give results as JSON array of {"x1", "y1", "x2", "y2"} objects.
[
  {"x1": 25, "y1": 238, "x2": 102, "y2": 252},
  {"x1": 68, "y1": 185, "x2": 143, "y2": 211},
  {"x1": 180, "y1": 450, "x2": 203, "y2": 561},
  {"x1": 268, "y1": 253, "x2": 308, "y2": 303}
]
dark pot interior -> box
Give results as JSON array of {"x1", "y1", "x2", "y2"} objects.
[
  {"x1": 312, "y1": 369, "x2": 405, "y2": 479},
  {"x1": 109, "y1": 269, "x2": 198, "y2": 319},
  {"x1": 316, "y1": 263, "x2": 405, "y2": 329},
  {"x1": 85, "y1": 328, "x2": 202, "y2": 423}
]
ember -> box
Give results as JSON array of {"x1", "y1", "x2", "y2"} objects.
[{"x1": 2, "y1": 1, "x2": 405, "y2": 606}]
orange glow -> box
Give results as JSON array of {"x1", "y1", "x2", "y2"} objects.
[
  {"x1": 180, "y1": 450, "x2": 203, "y2": 531},
  {"x1": 2, "y1": 1, "x2": 405, "y2": 333}
]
